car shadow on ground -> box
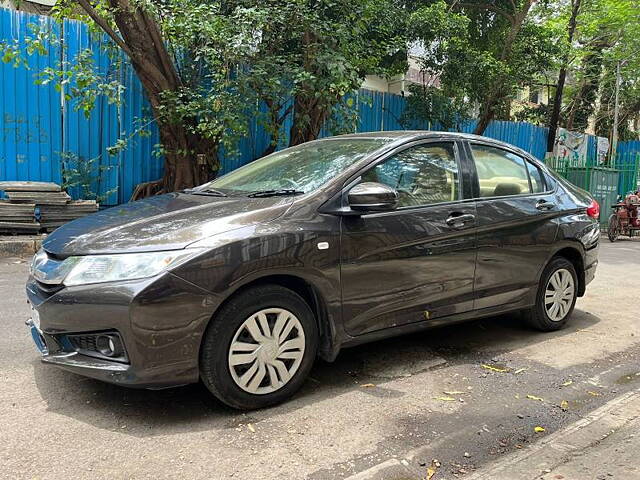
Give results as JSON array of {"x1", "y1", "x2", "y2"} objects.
[{"x1": 33, "y1": 308, "x2": 601, "y2": 437}]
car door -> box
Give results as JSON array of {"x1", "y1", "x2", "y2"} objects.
[
  {"x1": 340, "y1": 140, "x2": 478, "y2": 336},
  {"x1": 464, "y1": 142, "x2": 559, "y2": 309}
]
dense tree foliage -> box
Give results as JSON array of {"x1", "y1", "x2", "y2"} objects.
[
  {"x1": 3, "y1": 0, "x2": 407, "y2": 193},
  {"x1": 405, "y1": 0, "x2": 562, "y2": 135},
  {"x1": 539, "y1": 0, "x2": 640, "y2": 149},
  {"x1": 406, "y1": 0, "x2": 640, "y2": 146},
  {"x1": 2, "y1": 0, "x2": 639, "y2": 193},
  {"x1": 237, "y1": 0, "x2": 408, "y2": 154}
]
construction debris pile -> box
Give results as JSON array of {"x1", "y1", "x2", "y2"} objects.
[{"x1": 0, "y1": 181, "x2": 98, "y2": 234}]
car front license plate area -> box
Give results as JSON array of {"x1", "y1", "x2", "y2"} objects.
[{"x1": 27, "y1": 305, "x2": 47, "y2": 355}]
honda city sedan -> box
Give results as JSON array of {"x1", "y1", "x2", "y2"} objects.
[{"x1": 26, "y1": 131, "x2": 600, "y2": 409}]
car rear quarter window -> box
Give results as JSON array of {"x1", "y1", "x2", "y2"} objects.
[
  {"x1": 526, "y1": 161, "x2": 546, "y2": 193},
  {"x1": 470, "y1": 144, "x2": 532, "y2": 197}
]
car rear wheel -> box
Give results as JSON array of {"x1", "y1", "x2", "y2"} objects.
[
  {"x1": 523, "y1": 257, "x2": 578, "y2": 331},
  {"x1": 200, "y1": 284, "x2": 318, "y2": 410},
  {"x1": 608, "y1": 214, "x2": 619, "y2": 242}
]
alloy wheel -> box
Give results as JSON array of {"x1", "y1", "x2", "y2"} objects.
[
  {"x1": 544, "y1": 268, "x2": 575, "y2": 322},
  {"x1": 228, "y1": 308, "x2": 306, "y2": 394}
]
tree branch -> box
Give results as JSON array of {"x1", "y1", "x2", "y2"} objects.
[
  {"x1": 140, "y1": 10, "x2": 181, "y2": 88},
  {"x1": 75, "y1": 0, "x2": 133, "y2": 58},
  {"x1": 458, "y1": 2, "x2": 515, "y2": 23}
]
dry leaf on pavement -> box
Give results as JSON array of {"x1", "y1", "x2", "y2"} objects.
[
  {"x1": 426, "y1": 459, "x2": 440, "y2": 479},
  {"x1": 481, "y1": 364, "x2": 509, "y2": 373}
]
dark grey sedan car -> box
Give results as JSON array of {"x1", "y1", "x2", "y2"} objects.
[{"x1": 26, "y1": 131, "x2": 600, "y2": 409}]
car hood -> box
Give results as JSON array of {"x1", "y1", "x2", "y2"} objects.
[{"x1": 42, "y1": 192, "x2": 294, "y2": 256}]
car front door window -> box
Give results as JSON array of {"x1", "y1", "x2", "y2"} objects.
[{"x1": 361, "y1": 143, "x2": 460, "y2": 208}]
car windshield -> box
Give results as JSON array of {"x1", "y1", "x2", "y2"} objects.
[{"x1": 198, "y1": 138, "x2": 391, "y2": 195}]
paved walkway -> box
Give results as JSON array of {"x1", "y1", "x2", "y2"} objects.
[
  {"x1": 3, "y1": 241, "x2": 640, "y2": 479},
  {"x1": 466, "y1": 388, "x2": 640, "y2": 480}
]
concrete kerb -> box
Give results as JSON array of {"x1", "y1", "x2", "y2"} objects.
[
  {"x1": 345, "y1": 388, "x2": 640, "y2": 480},
  {"x1": 0, "y1": 235, "x2": 44, "y2": 257}
]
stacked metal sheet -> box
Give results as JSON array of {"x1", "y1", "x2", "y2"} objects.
[
  {"x1": 38, "y1": 200, "x2": 99, "y2": 231},
  {"x1": 0, "y1": 200, "x2": 40, "y2": 233},
  {"x1": 0, "y1": 182, "x2": 98, "y2": 234}
]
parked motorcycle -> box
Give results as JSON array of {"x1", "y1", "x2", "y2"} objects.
[{"x1": 608, "y1": 191, "x2": 640, "y2": 241}]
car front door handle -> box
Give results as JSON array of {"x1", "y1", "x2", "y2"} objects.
[
  {"x1": 536, "y1": 200, "x2": 556, "y2": 211},
  {"x1": 445, "y1": 213, "x2": 475, "y2": 228}
]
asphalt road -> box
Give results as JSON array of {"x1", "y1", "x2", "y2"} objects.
[{"x1": 2, "y1": 240, "x2": 640, "y2": 480}]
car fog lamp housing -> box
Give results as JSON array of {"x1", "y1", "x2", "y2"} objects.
[{"x1": 96, "y1": 334, "x2": 124, "y2": 357}]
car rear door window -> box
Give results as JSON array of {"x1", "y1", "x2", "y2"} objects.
[
  {"x1": 470, "y1": 145, "x2": 531, "y2": 197},
  {"x1": 361, "y1": 143, "x2": 460, "y2": 208}
]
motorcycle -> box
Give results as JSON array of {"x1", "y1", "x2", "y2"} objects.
[{"x1": 608, "y1": 191, "x2": 640, "y2": 242}]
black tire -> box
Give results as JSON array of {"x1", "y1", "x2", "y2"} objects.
[
  {"x1": 608, "y1": 214, "x2": 619, "y2": 242},
  {"x1": 523, "y1": 257, "x2": 578, "y2": 332},
  {"x1": 200, "y1": 284, "x2": 318, "y2": 410}
]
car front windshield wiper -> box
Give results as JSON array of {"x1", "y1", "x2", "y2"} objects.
[
  {"x1": 183, "y1": 187, "x2": 227, "y2": 197},
  {"x1": 246, "y1": 188, "x2": 305, "y2": 198}
]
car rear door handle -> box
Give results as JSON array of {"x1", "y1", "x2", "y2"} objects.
[
  {"x1": 536, "y1": 200, "x2": 556, "y2": 211},
  {"x1": 445, "y1": 213, "x2": 475, "y2": 228}
]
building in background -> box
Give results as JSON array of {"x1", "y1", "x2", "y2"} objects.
[
  {"x1": 362, "y1": 54, "x2": 440, "y2": 96},
  {"x1": 1, "y1": 0, "x2": 53, "y2": 15}
]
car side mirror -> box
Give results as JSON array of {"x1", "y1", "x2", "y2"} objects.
[{"x1": 348, "y1": 182, "x2": 399, "y2": 212}]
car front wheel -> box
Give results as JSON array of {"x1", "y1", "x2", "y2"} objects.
[
  {"x1": 523, "y1": 257, "x2": 578, "y2": 331},
  {"x1": 200, "y1": 284, "x2": 318, "y2": 410}
]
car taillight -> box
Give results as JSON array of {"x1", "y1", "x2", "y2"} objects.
[{"x1": 586, "y1": 199, "x2": 600, "y2": 219}]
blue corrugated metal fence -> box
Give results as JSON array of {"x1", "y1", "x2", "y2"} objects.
[{"x1": 1, "y1": 7, "x2": 639, "y2": 205}]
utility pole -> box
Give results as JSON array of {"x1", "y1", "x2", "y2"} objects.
[{"x1": 612, "y1": 60, "x2": 621, "y2": 161}]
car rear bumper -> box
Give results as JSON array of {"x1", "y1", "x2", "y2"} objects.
[
  {"x1": 25, "y1": 272, "x2": 218, "y2": 389},
  {"x1": 585, "y1": 260, "x2": 597, "y2": 286},
  {"x1": 582, "y1": 238, "x2": 599, "y2": 293}
]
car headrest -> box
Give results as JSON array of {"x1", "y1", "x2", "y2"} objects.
[{"x1": 494, "y1": 183, "x2": 522, "y2": 197}]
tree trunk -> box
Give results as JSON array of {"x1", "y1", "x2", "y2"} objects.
[
  {"x1": 547, "y1": 0, "x2": 582, "y2": 153},
  {"x1": 157, "y1": 125, "x2": 215, "y2": 191},
  {"x1": 289, "y1": 94, "x2": 330, "y2": 146},
  {"x1": 78, "y1": 0, "x2": 217, "y2": 195},
  {"x1": 565, "y1": 34, "x2": 610, "y2": 131},
  {"x1": 137, "y1": 88, "x2": 216, "y2": 193},
  {"x1": 473, "y1": 0, "x2": 535, "y2": 135},
  {"x1": 474, "y1": 98, "x2": 497, "y2": 135},
  {"x1": 256, "y1": 100, "x2": 292, "y2": 159},
  {"x1": 288, "y1": 28, "x2": 332, "y2": 147}
]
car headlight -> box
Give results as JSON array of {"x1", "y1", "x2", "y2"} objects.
[{"x1": 62, "y1": 249, "x2": 203, "y2": 286}]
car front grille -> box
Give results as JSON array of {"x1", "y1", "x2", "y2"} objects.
[
  {"x1": 30, "y1": 249, "x2": 71, "y2": 292},
  {"x1": 68, "y1": 335, "x2": 98, "y2": 352},
  {"x1": 34, "y1": 279, "x2": 64, "y2": 295}
]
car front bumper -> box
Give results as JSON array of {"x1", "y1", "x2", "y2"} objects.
[{"x1": 25, "y1": 271, "x2": 219, "y2": 389}]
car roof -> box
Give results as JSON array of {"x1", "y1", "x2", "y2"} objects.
[
  {"x1": 331, "y1": 130, "x2": 510, "y2": 144},
  {"x1": 327, "y1": 130, "x2": 537, "y2": 162}
]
